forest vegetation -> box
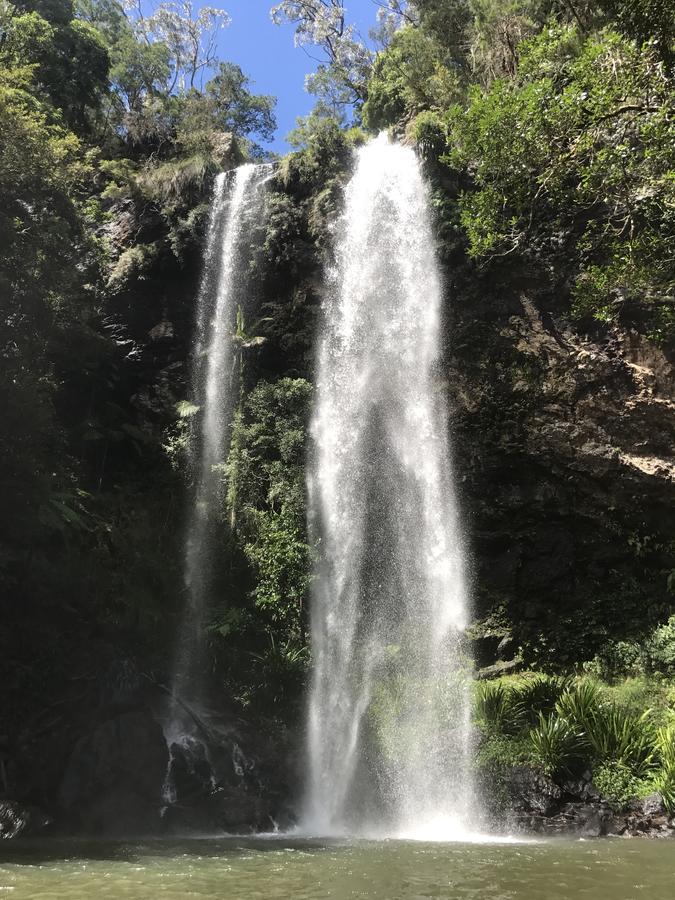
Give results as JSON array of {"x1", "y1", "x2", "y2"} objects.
[{"x1": 1, "y1": 0, "x2": 674, "y2": 823}]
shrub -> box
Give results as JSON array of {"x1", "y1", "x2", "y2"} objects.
[
  {"x1": 528, "y1": 712, "x2": 586, "y2": 776},
  {"x1": 586, "y1": 706, "x2": 655, "y2": 776},
  {"x1": 645, "y1": 618, "x2": 675, "y2": 676},
  {"x1": 512, "y1": 674, "x2": 573, "y2": 725},
  {"x1": 474, "y1": 680, "x2": 524, "y2": 735},
  {"x1": 653, "y1": 726, "x2": 675, "y2": 813},
  {"x1": 594, "y1": 761, "x2": 652, "y2": 806},
  {"x1": 555, "y1": 680, "x2": 602, "y2": 734},
  {"x1": 475, "y1": 733, "x2": 533, "y2": 771}
]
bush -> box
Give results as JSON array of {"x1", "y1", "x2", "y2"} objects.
[
  {"x1": 594, "y1": 761, "x2": 652, "y2": 806},
  {"x1": 475, "y1": 733, "x2": 533, "y2": 771},
  {"x1": 584, "y1": 706, "x2": 656, "y2": 775},
  {"x1": 555, "y1": 680, "x2": 602, "y2": 733},
  {"x1": 472, "y1": 673, "x2": 675, "y2": 809},
  {"x1": 510, "y1": 674, "x2": 573, "y2": 725},
  {"x1": 474, "y1": 680, "x2": 524, "y2": 735},
  {"x1": 528, "y1": 712, "x2": 586, "y2": 776},
  {"x1": 586, "y1": 619, "x2": 675, "y2": 680},
  {"x1": 653, "y1": 726, "x2": 675, "y2": 813}
]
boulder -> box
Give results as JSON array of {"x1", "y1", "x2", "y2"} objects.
[
  {"x1": 641, "y1": 792, "x2": 666, "y2": 818},
  {"x1": 560, "y1": 772, "x2": 601, "y2": 803},
  {"x1": 58, "y1": 708, "x2": 168, "y2": 835},
  {"x1": 0, "y1": 799, "x2": 50, "y2": 840},
  {"x1": 504, "y1": 766, "x2": 562, "y2": 817}
]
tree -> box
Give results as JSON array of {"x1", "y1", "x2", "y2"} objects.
[
  {"x1": 450, "y1": 25, "x2": 675, "y2": 336},
  {"x1": 363, "y1": 22, "x2": 463, "y2": 129},
  {"x1": 270, "y1": 0, "x2": 373, "y2": 109},
  {"x1": 599, "y1": 1, "x2": 674, "y2": 68},
  {"x1": 127, "y1": 0, "x2": 230, "y2": 92},
  {"x1": 2, "y1": 1, "x2": 110, "y2": 131}
]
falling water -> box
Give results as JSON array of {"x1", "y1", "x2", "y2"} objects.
[
  {"x1": 304, "y1": 134, "x2": 474, "y2": 839},
  {"x1": 165, "y1": 164, "x2": 271, "y2": 752}
]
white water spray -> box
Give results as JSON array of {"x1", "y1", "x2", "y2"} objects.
[
  {"x1": 172, "y1": 163, "x2": 271, "y2": 710},
  {"x1": 304, "y1": 134, "x2": 475, "y2": 838}
]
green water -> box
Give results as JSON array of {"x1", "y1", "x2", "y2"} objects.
[{"x1": 1, "y1": 836, "x2": 674, "y2": 899}]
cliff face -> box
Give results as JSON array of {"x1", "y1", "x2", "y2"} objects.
[
  {"x1": 4, "y1": 143, "x2": 675, "y2": 836},
  {"x1": 448, "y1": 279, "x2": 675, "y2": 668}
]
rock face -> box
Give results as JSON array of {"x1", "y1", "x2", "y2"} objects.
[
  {"x1": 58, "y1": 709, "x2": 169, "y2": 835},
  {"x1": 51, "y1": 700, "x2": 295, "y2": 837},
  {"x1": 159, "y1": 718, "x2": 296, "y2": 836},
  {"x1": 0, "y1": 799, "x2": 50, "y2": 840},
  {"x1": 450, "y1": 289, "x2": 675, "y2": 663},
  {"x1": 497, "y1": 767, "x2": 674, "y2": 838}
]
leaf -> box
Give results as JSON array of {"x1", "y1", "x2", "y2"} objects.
[{"x1": 176, "y1": 399, "x2": 200, "y2": 418}]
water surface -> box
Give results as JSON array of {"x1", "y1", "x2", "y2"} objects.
[{"x1": 2, "y1": 836, "x2": 674, "y2": 899}]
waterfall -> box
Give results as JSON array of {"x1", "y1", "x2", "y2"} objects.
[
  {"x1": 304, "y1": 134, "x2": 474, "y2": 839},
  {"x1": 165, "y1": 164, "x2": 271, "y2": 754}
]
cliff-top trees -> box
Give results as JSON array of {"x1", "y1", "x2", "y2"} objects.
[{"x1": 450, "y1": 25, "x2": 675, "y2": 336}]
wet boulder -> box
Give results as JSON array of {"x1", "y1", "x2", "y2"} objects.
[
  {"x1": 58, "y1": 709, "x2": 168, "y2": 836},
  {"x1": 0, "y1": 799, "x2": 50, "y2": 840}
]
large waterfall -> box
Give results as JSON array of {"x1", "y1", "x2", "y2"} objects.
[
  {"x1": 304, "y1": 134, "x2": 474, "y2": 838},
  {"x1": 169, "y1": 163, "x2": 270, "y2": 728}
]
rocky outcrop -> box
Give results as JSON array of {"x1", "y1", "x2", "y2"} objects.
[
  {"x1": 496, "y1": 766, "x2": 675, "y2": 838},
  {"x1": 0, "y1": 799, "x2": 50, "y2": 840},
  {"x1": 451, "y1": 289, "x2": 675, "y2": 663},
  {"x1": 58, "y1": 709, "x2": 169, "y2": 836},
  {"x1": 159, "y1": 708, "x2": 297, "y2": 836}
]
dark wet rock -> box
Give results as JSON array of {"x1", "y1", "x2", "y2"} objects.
[
  {"x1": 499, "y1": 762, "x2": 675, "y2": 838},
  {"x1": 552, "y1": 802, "x2": 613, "y2": 837},
  {"x1": 0, "y1": 799, "x2": 51, "y2": 840},
  {"x1": 158, "y1": 712, "x2": 297, "y2": 837},
  {"x1": 641, "y1": 792, "x2": 666, "y2": 818},
  {"x1": 477, "y1": 658, "x2": 521, "y2": 679},
  {"x1": 560, "y1": 772, "x2": 601, "y2": 803},
  {"x1": 503, "y1": 766, "x2": 562, "y2": 818},
  {"x1": 496, "y1": 635, "x2": 515, "y2": 661},
  {"x1": 58, "y1": 709, "x2": 169, "y2": 836},
  {"x1": 162, "y1": 787, "x2": 278, "y2": 835},
  {"x1": 452, "y1": 292, "x2": 675, "y2": 664}
]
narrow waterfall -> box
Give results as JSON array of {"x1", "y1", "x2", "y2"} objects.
[
  {"x1": 304, "y1": 134, "x2": 474, "y2": 839},
  {"x1": 166, "y1": 164, "x2": 270, "y2": 745}
]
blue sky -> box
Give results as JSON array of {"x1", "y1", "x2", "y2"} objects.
[{"x1": 214, "y1": 1, "x2": 381, "y2": 152}]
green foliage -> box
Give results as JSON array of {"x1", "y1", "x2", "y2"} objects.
[
  {"x1": 248, "y1": 632, "x2": 309, "y2": 707},
  {"x1": 363, "y1": 24, "x2": 462, "y2": 131},
  {"x1": 243, "y1": 507, "x2": 311, "y2": 640},
  {"x1": 202, "y1": 62, "x2": 276, "y2": 150},
  {"x1": 528, "y1": 711, "x2": 586, "y2": 776},
  {"x1": 554, "y1": 679, "x2": 602, "y2": 730},
  {"x1": 2, "y1": 4, "x2": 110, "y2": 131},
  {"x1": 585, "y1": 706, "x2": 656, "y2": 774},
  {"x1": 474, "y1": 674, "x2": 673, "y2": 800},
  {"x1": 593, "y1": 760, "x2": 652, "y2": 806},
  {"x1": 514, "y1": 674, "x2": 573, "y2": 722},
  {"x1": 599, "y1": 0, "x2": 675, "y2": 68},
  {"x1": 475, "y1": 732, "x2": 533, "y2": 770},
  {"x1": 226, "y1": 378, "x2": 312, "y2": 643},
  {"x1": 449, "y1": 25, "x2": 675, "y2": 335},
  {"x1": 475, "y1": 679, "x2": 525, "y2": 734},
  {"x1": 653, "y1": 726, "x2": 675, "y2": 812},
  {"x1": 406, "y1": 109, "x2": 449, "y2": 157},
  {"x1": 587, "y1": 617, "x2": 675, "y2": 679},
  {"x1": 284, "y1": 111, "x2": 362, "y2": 187}
]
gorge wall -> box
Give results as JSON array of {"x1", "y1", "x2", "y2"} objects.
[{"x1": 2, "y1": 128, "x2": 674, "y2": 835}]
